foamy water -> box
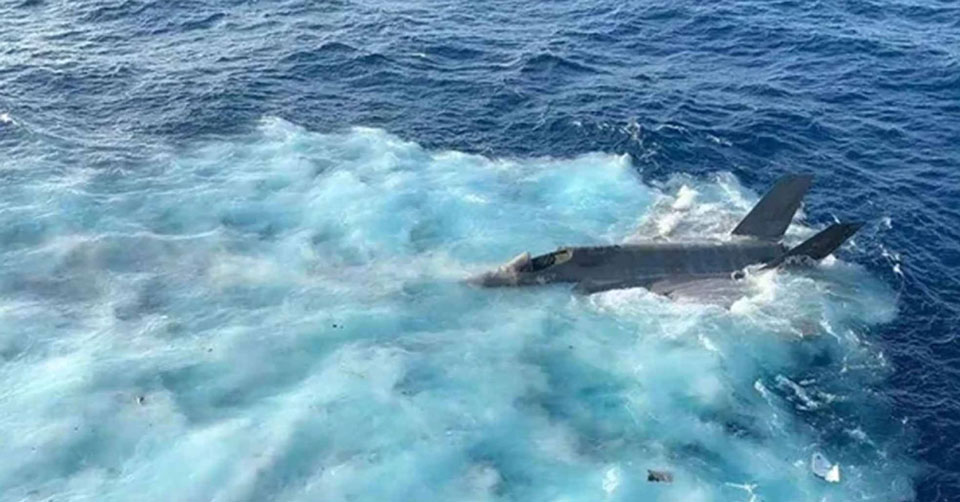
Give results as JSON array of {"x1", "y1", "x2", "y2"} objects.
[{"x1": 0, "y1": 118, "x2": 912, "y2": 501}]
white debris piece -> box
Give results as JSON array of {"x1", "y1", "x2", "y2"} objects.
[{"x1": 811, "y1": 452, "x2": 841, "y2": 483}]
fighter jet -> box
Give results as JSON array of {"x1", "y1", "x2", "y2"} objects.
[{"x1": 470, "y1": 174, "x2": 863, "y2": 298}]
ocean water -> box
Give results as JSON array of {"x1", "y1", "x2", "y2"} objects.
[{"x1": 1, "y1": 1, "x2": 958, "y2": 501}]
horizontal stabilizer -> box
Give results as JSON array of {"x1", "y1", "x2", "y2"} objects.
[
  {"x1": 766, "y1": 222, "x2": 863, "y2": 268},
  {"x1": 732, "y1": 174, "x2": 813, "y2": 240}
]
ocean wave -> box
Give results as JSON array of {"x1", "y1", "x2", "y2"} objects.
[
  {"x1": 0, "y1": 119, "x2": 914, "y2": 501},
  {"x1": 2, "y1": 0, "x2": 958, "y2": 497}
]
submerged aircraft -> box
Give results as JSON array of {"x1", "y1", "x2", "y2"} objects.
[{"x1": 470, "y1": 174, "x2": 863, "y2": 299}]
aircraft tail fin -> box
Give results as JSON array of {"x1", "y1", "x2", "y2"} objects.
[
  {"x1": 765, "y1": 222, "x2": 864, "y2": 268},
  {"x1": 732, "y1": 174, "x2": 813, "y2": 240}
]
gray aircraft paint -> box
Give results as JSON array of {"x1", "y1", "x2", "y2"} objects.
[{"x1": 470, "y1": 174, "x2": 863, "y2": 298}]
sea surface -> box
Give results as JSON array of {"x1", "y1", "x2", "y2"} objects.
[{"x1": 1, "y1": 1, "x2": 959, "y2": 501}]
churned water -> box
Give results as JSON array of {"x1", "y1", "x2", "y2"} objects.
[{"x1": 1, "y1": 1, "x2": 958, "y2": 501}]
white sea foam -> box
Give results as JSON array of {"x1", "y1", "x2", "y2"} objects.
[{"x1": 0, "y1": 118, "x2": 913, "y2": 502}]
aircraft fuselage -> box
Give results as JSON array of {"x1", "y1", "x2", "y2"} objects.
[
  {"x1": 469, "y1": 174, "x2": 863, "y2": 297},
  {"x1": 472, "y1": 240, "x2": 787, "y2": 290}
]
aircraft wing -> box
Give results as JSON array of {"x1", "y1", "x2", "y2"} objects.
[
  {"x1": 573, "y1": 278, "x2": 652, "y2": 295},
  {"x1": 649, "y1": 277, "x2": 752, "y2": 307},
  {"x1": 575, "y1": 276, "x2": 751, "y2": 308}
]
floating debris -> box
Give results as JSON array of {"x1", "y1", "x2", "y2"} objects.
[
  {"x1": 811, "y1": 452, "x2": 841, "y2": 483},
  {"x1": 647, "y1": 469, "x2": 674, "y2": 483}
]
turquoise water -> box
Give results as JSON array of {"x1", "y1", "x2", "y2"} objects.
[
  {"x1": 0, "y1": 120, "x2": 913, "y2": 501},
  {"x1": 5, "y1": 0, "x2": 959, "y2": 498}
]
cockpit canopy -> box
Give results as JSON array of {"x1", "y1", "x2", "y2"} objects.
[{"x1": 505, "y1": 248, "x2": 573, "y2": 273}]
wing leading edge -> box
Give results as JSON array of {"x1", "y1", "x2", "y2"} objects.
[{"x1": 575, "y1": 276, "x2": 752, "y2": 307}]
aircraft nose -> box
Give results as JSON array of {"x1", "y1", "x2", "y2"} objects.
[
  {"x1": 467, "y1": 252, "x2": 531, "y2": 287},
  {"x1": 466, "y1": 270, "x2": 514, "y2": 287}
]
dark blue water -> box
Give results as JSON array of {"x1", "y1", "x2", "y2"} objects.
[{"x1": 2, "y1": 1, "x2": 958, "y2": 501}]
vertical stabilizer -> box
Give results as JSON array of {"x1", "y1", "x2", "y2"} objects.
[{"x1": 732, "y1": 174, "x2": 813, "y2": 240}]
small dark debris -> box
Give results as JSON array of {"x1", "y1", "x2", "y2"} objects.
[
  {"x1": 207, "y1": 347, "x2": 213, "y2": 353},
  {"x1": 332, "y1": 324, "x2": 338, "y2": 328},
  {"x1": 137, "y1": 395, "x2": 145, "y2": 405},
  {"x1": 647, "y1": 470, "x2": 674, "y2": 483}
]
